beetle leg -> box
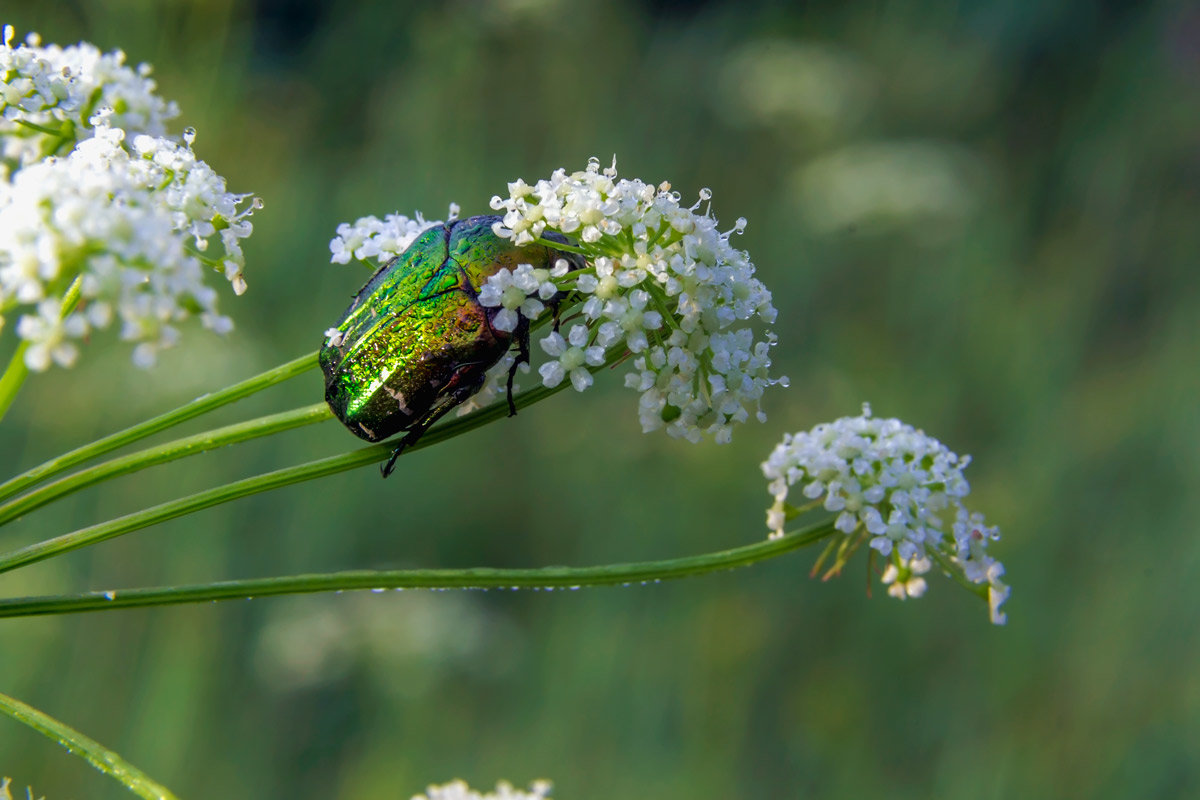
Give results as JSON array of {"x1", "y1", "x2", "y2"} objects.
[
  {"x1": 506, "y1": 321, "x2": 530, "y2": 418},
  {"x1": 381, "y1": 373, "x2": 488, "y2": 478},
  {"x1": 382, "y1": 421, "x2": 435, "y2": 478},
  {"x1": 381, "y1": 444, "x2": 406, "y2": 478}
]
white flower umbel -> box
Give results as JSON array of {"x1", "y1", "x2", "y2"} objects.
[
  {"x1": 484, "y1": 157, "x2": 785, "y2": 444},
  {"x1": 762, "y1": 404, "x2": 1009, "y2": 624},
  {"x1": 412, "y1": 780, "x2": 553, "y2": 800},
  {"x1": 1, "y1": 25, "x2": 179, "y2": 170},
  {"x1": 329, "y1": 204, "x2": 460, "y2": 266},
  {"x1": 0, "y1": 123, "x2": 259, "y2": 370}
]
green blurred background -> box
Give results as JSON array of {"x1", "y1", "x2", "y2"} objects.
[{"x1": 1, "y1": 0, "x2": 1198, "y2": 797}]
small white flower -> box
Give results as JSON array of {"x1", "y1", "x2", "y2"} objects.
[
  {"x1": 536, "y1": 324, "x2": 604, "y2": 391},
  {"x1": 762, "y1": 404, "x2": 1008, "y2": 624},
  {"x1": 477, "y1": 265, "x2": 546, "y2": 333},
  {"x1": 882, "y1": 556, "x2": 930, "y2": 599},
  {"x1": 15, "y1": 299, "x2": 84, "y2": 370}
]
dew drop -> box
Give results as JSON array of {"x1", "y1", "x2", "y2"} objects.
[
  {"x1": 103, "y1": 591, "x2": 116, "y2": 601},
  {"x1": 182, "y1": 126, "x2": 196, "y2": 145}
]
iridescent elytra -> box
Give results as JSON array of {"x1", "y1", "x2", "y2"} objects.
[{"x1": 320, "y1": 214, "x2": 578, "y2": 476}]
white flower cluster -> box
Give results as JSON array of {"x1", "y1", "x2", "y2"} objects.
[
  {"x1": 761, "y1": 404, "x2": 1009, "y2": 624},
  {"x1": 483, "y1": 157, "x2": 785, "y2": 444},
  {"x1": 1, "y1": 31, "x2": 259, "y2": 373},
  {"x1": 329, "y1": 204, "x2": 460, "y2": 265},
  {"x1": 1, "y1": 25, "x2": 178, "y2": 172},
  {"x1": 412, "y1": 780, "x2": 553, "y2": 800}
]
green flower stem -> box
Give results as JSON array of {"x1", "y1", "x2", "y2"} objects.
[
  {"x1": 532, "y1": 236, "x2": 588, "y2": 256},
  {"x1": 13, "y1": 119, "x2": 69, "y2": 137},
  {"x1": 0, "y1": 377, "x2": 573, "y2": 576},
  {"x1": 0, "y1": 522, "x2": 836, "y2": 618},
  {"x1": 0, "y1": 341, "x2": 31, "y2": 422},
  {"x1": 0, "y1": 402, "x2": 332, "y2": 527},
  {"x1": 0, "y1": 350, "x2": 319, "y2": 504},
  {"x1": 928, "y1": 547, "x2": 988, "y2": 600},
  {"x1": 0, "y1": 690, "x2": 179, "y2": 800}
]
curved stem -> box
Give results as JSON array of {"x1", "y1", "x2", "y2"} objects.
[
  {"x1": 0, "y1": 690, "x2": 179, "y2": 800},
  {"x1": 0, "y1": 522, "x2": 836, "y2": 618},
  {"x1": 928, "y1": 546, "x2": 988, "y2": 599},
  {"x1": 0, "y1": 378, "x2": 573, "y2": 575},
  {"x1": 0, "y1": 403, "x2": 332, "y2": 527},
  {"x1": 0, "y1": 350, "x2": 319, "y2": 504}
]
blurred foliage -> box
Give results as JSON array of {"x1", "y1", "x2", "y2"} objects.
[{"x1": 1, "y1": 0, "x2": 1198, "y2": 797}]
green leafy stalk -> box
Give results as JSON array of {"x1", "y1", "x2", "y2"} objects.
[
  {"x1": 0, "y1": 350, "x2": 319, "y2": 504},
  {"x1": 0, "y1": 402, "x2": 332, "y2": 526},
  {"x1": 0, "y1": 341, "x2": 31, "y2": 422},
  {"x1": 0, "y1": 378, "x2": 572, "y2": 575},
  {"x1": 0, "y1": 691, "x2": 179, "y2": 800},
  {"x1": 0, "y1": 522, "x2": 837, "y2": 618}
]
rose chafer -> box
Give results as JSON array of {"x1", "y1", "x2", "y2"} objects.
[{"x1": 320, "y1": 214, "x2": 578, "y2": 476}]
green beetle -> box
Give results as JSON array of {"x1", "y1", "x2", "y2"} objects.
[{"x1": 320, "y1": 214, "x2": 578, "y2": 477}]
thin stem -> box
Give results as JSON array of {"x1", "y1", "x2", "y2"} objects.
[
  {"x1": 0, "y1": 522, "x2": 836, "y2": 617},
  {"x1": 0, "y1": 378, "x2": 572, "y2": 575},
  {"x1": 13, "y1": 118, "x2": 68, "y2": 137},
  {"x1": 0, "y1": 403, "x2": 332, "y2": 527},
  {"x1": 0, "y1": 690, "x2": 179, "y2": 800},
  {"x1": 533, "y1": 236, "x2": 588, "y2": 256},
  {"x1": 0, "y1": 340, "x2": 31, "y2": 421},
  {"x1": 927, "y1": 546, "x2": 988, "y2": 599},
  {"x1": 0, "y1": 350, "x2": 319, "y2": 504}
]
